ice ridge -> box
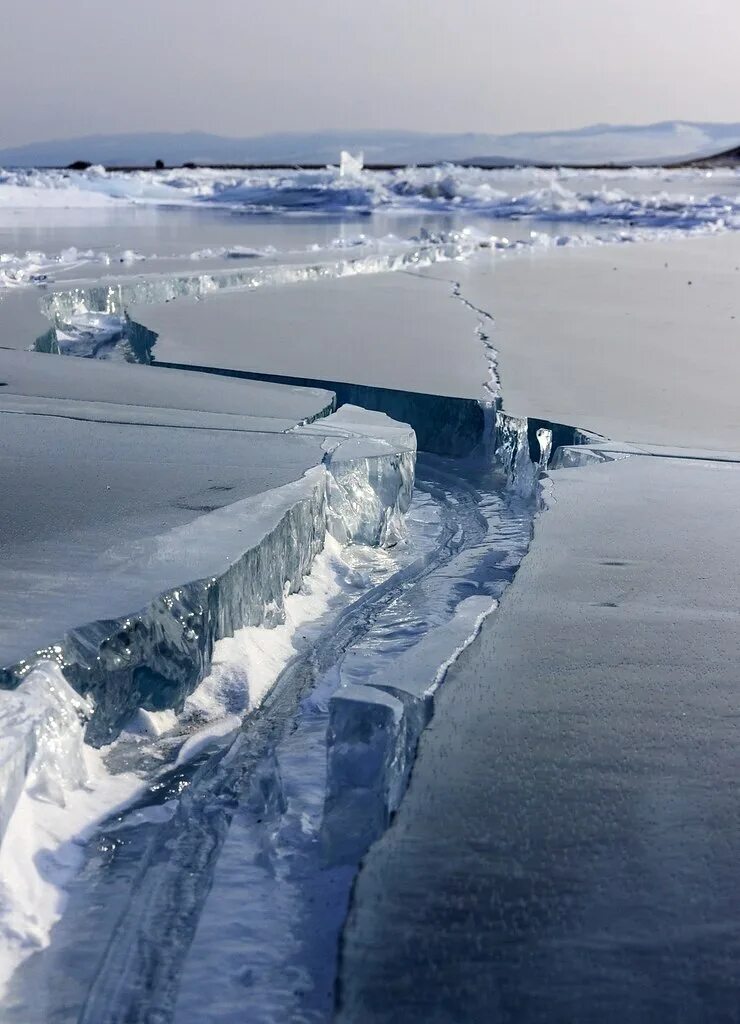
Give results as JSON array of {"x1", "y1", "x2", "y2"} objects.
[{"x1": 0, "y1": 408, "x2": 416, "y2": 749}]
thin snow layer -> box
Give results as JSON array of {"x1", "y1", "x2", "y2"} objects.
[
  {"x1": 2, "y1": 164, "x2": 740, "y2": 236},
  {"x1": 0, "y1": 541, "x2": 350, "y2": 987}
]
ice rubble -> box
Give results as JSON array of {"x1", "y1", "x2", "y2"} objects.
[
  {"x1": 2, "y1": 164, "x2": 740, "y2": 234},
  {"x1": 297, "y1": 405, "x2": 415, "y2": 546},
  {"x1": 0, "y1": 248, "x2": 98, "y2": 289},
  {"x1": 0, "y1": 665, "x2": 90, "y2": 846},
  {"x1": 36, "y1": 228, "x2": 482, "y2": 342},
  {"x1": 0, "y1": 234, "x2": 472, "y2": 296},
  {"x1": 339, "y1": 151, "x2": 364, "y2": 178}
]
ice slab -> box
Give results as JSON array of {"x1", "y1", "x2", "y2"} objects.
[
  {"x1": 0, "y1": 347, "x2": 334, "y2": 429},
  {"x1": 316, "y1": 404, "x2": 416, "y2": 546},
  {"x1": 322, "y1": 595, "x2": 496, "y2": 865},
  {"x1": 0, "y1": 352, "x2": 416, "y2": 742},
  {"x1": 419, "y1": 233, "x2": 740, "y2": 450},
  {"x1": 338, "y1": 452, "x2": 740, "y2": 1023},
  {"x1": 555, "y1": 438, "x2": 740, "y2": 466},
  {"x1": 131, "y1": 271, "x2": 490, "y2": 401},
  {"x1": 0, "y1": 418, "x2": 323, "y2": 731}
]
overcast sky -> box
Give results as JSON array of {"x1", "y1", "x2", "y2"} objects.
[{"x1": 1, "y1": 0, "x2": 738, "y2": 146}]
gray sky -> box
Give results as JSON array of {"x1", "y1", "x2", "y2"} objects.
[{"x1": 1, "y1": 0, "x2": 738, "y2": 146}]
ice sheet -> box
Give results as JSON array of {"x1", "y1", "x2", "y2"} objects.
[
  {"x1": 134, "y1": 271, "x2": 490, "y2": 401},
  {"x1": 0, "y1": 351, "x2": 336, "y2": 681},
  {"x1": 0, "y1": 347, "x2": 333, "y2": 423},
  {"x1": 420, "y1": 232, "x2": 740, "y2": 449},
  {"x1": 337, "y1": 452, "x2": 740, "y2": 1022}
]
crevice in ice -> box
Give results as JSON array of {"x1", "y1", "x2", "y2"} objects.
[
  {"x1": 318, "y1": 284, "x2": 609, "y2": 1011},
  {"x1": 153, "y1": 361, "x2": 488, "y2": 457},
  {"x1": 316, "y1": 414, "x2": 588, "y2": 871},
  {"x1": 450, "y1": 279, "x2": 500, "y2": 399},
  {"x1": 0, "y1": 451, "x2": 537, "y2": 1023},
  {"x1": 0, "y1": 254, "x2": 606, "y2": 1018}
]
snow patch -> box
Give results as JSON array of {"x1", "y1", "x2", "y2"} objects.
[
  {"x1": 183, "y1": 535, "x2": 350, "y2": 724},
  {"x1": 0, "y1": 663, "x2": 143, "y2": 992}
]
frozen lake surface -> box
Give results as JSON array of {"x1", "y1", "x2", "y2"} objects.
[
  {"x1": 1, "y1": 162, "x2": 739, "y2": 1021},
  {"x1": 135, "y1": 271, "x2": 489, "y2": 399},
  {"x1": 339, "y1": 450, "x2": 740, "y2": 1023},
  {"x1": 421, "y1": 232, "x2": 740, "y2": 449}
]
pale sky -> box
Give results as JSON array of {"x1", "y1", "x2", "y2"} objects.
[{"x1": 1, "y1": 0, "x2": 738, "y2": 146}]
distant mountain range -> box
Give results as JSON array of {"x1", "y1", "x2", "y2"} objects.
[{"x1": 1, "y1": 121, "x2": 740, "y2": 168}]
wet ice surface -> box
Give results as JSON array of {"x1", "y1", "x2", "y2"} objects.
[{"x1": 338, "y1": 453, "x2": 740, "y2": 1024}]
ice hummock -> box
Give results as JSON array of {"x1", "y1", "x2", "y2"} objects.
[
  {"x1": 339, "y1": 150, "x2": 364, "y2": 178},
  {"x1": 0, "y1": 663, "x2": 90, "y2": 846},
  {"x1": 1, "y1": 164, "x2": 740, "y2": 238}
]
